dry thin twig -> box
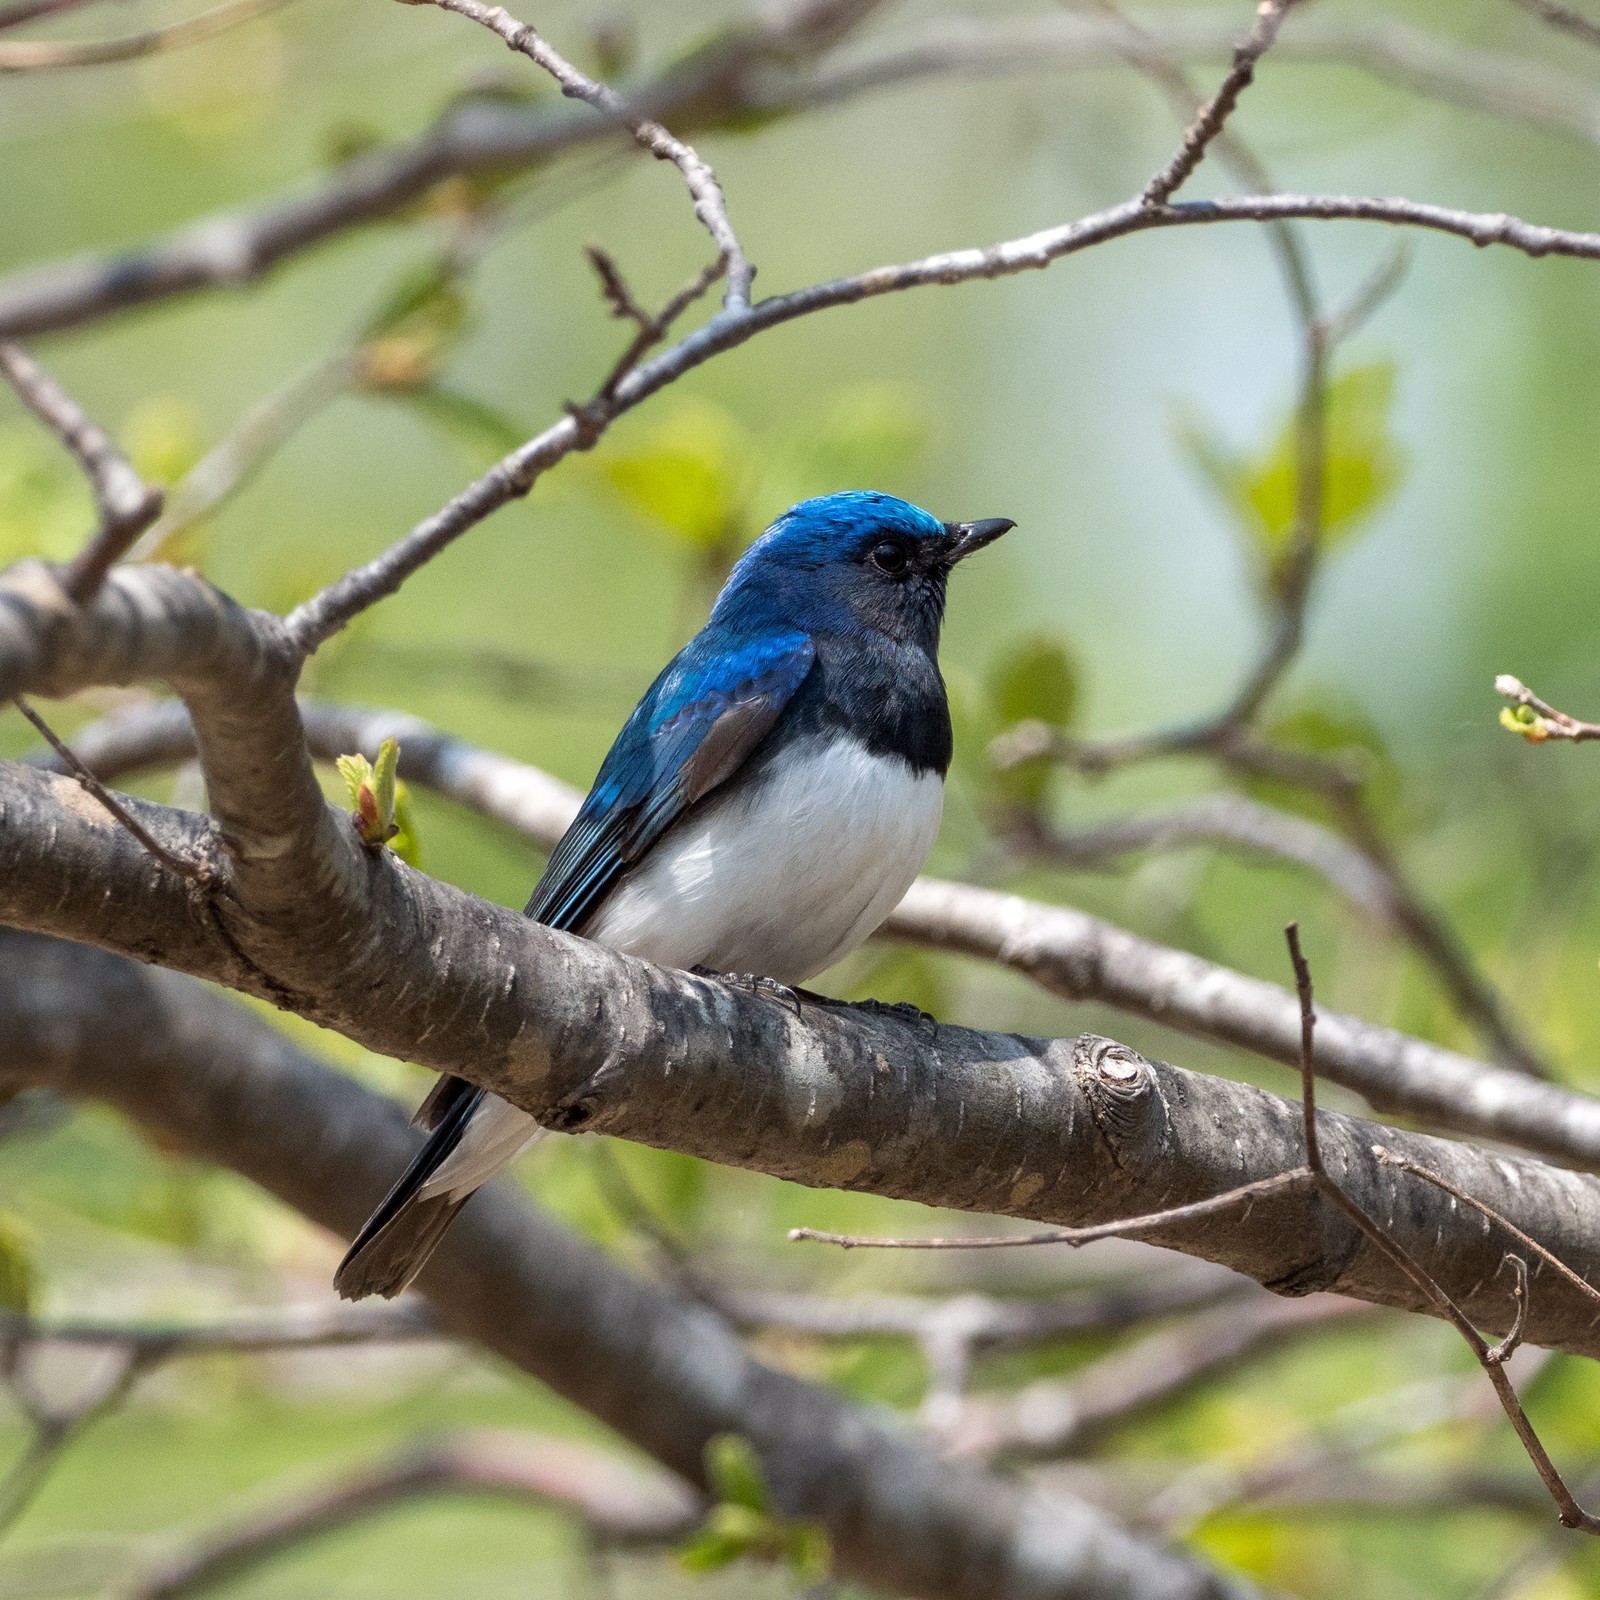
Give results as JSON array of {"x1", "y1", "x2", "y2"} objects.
[
  {"x1": 1283, "y1": 921, "x2": 1600, "y2": 1535},
  {"x1": 788, "y1": 1168, "x2": 1313, "y2": 1251},
  {"x1": 1141, "y1": 0, "x2": 1299, "y2": 207},
  {"x1": 0, "y1": 0, "x2": 289, "y2": 71},
  {"x1": 0, "y1": 1302, "x2": 442, "y2": 1543},
  {"x1": 430, "y1": 0, "x2": 752, "y2": 310},
  {"x1": 0, "y1": 344, "x2": 162, "y2": 598},
  {"x1": 10, "y1": 699, "x2": 208, "y2": 884},
  {"x1": 1510, "y1": 0, "x2": 1600, "y2": 50},
  {"x1": 113, "y1": 1429, "x2": 697, "y2": 1599}
]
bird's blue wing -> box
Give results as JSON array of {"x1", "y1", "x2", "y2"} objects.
[{"x1": 524, "y1": 628, "x2": 816, "y2": 931}]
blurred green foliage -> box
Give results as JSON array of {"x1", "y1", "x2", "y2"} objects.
[
  {"x1": 1178, "y1": 360, "x2": 1405, "y2": 601},
  {"x1": 5, "y1": 0, "x2": 1600, "y2": 1595}
]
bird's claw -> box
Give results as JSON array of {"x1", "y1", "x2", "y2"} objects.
[
  {"x1": 842, "y1": 996, "x2": 940, "y2": 1036},
  {"x1": 690, "y1": 965, "x2": 807, "y2": 1018}
]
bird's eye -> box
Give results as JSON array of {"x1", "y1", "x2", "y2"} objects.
[{"x1": 869, "y1": 540, "x2": 910, "y2": 576}]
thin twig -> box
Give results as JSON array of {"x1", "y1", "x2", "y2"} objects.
[
  {"x1": 114, "y1": 1429, "x2": 697, "y2": 1600},
  {"x1": 1510, "y1": 0, "x2": 1600, "y2": 50},
  {"x1": 1283, "y1": 921, "x2": 1600, "y2": 1535},
  {"x1": 285, "y1": 187, "x2": 1600, "y2": 654},
  {"x1": 1496, "y1": 673, "x2": 1600, "y2": 743},
  {"x1": 10, "y1": 698, "x2": 207, "y2": 883},
  {"x1": 430, "y1": 0, "x2": 752, "y2": 310},
  {"x1": 1141, "y1": 0, "x2": 1299, "y2": 207},
  {"x1": 0, "y1": 344, "x2": 162, "y2": 598},
  {"x1": 788, "y1": 1168, "x2": 1313, "y2": 1250},
  {"x1": 584, "y1": 249, "x2": 727, "y2": 403},
  {"x1": 0, "y1": 0, "x2": 105, "y2": 31},
  {"x1": 1373, "y1": 1147, "x2": 1600, "y2": 1316},
  {"x1": 0, "y1": 0, "x2": 290, "y2": 70}
]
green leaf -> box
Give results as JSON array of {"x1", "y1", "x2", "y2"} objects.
[
  {"x1": 784, "y1": 1520, "x2": 831, "y2": 1585},
  {"x1": 705, "y1": 1433, "x2": 770, "y2": 1514},
  {"x1": 599, "y1": 400, "x2": 755, "y2": 552},
  {"x1": 389, "y1": 781, "x2": 423, "y2": 867},
  {"x1": 989, "y1": 632, "x2": 1079, "y2": 730},
  {"x1": 675, "y1": 1524, "x2": 748, "y2": 1574},
  {"x1": 371, "y1": 738, "x2": 399, "y2": 834},
  {"x1": 1179, "y1": 361, "x2": 1405, "y2": 599},
  {"x1": 676, "y1": 1503, "x2": 771, "y2": 1573},
  {"x1": 336, "y1": 751, "x2": 375, "y2": 814},
  {"x1": 0, "y1": 1209, "x2": 36, "y2": 1314}
]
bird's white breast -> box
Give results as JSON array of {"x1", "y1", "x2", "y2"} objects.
[
  {"x1": 419, "y1": 735, "x2": 943, "y2": 1201},
  {"x1": 590, "y1": 734, "x2": 944, "y2": 984}
]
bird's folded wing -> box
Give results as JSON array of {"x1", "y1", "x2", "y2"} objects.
[{"x1": 524, "y1": 629, "x2": 816, "y2": 932}]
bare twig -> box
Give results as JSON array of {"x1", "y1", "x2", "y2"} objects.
[
  {"x1": 10, "y1": 698, "x2": 208, "y2": 883},
  {"x1": 1141, "y1": 0, "x2": 1298, "y2": 207},
  {"x1": 1008, "y1": 795, "x2": 1397, "y2": 918},
  {"x1": 114, "y1": 1430, "x2": 698, "y2": 1599},
  {"x1": 583, "y1": 247, "x2": 728, "y2": 402},
  {"x1": 0, "y1": 0, "x2": 290, "y2": 70},
  {"x1": 0, "y1": 345, "x2": 162, "y2": 598},
  {"x1": 284, "y1": 190, "x2": 1600, "y2": 653},
  {"x1": 0, "y1": 1342, "x2": 149, "y2": 1538},
  {"x1": 948, "y1": 1293, "x2": 1372, "y2": 1459},
  {"x1": 788, "y1": 1169, "x2": 1314, "y2": 1250},
  {"x1": 430, "y1": 0, "x2": 752, "y2": 311},
  {"x1": 0, "y1": 0, "x2": 106, "y2": 31},
  {"x1": 1374, "y1": 1147, "x2": 1600, "y2": 1317},
  {"x1": 1510, "y1": 0, "x2": 1600, "y2": 50},
  {"x1": 1284, "y1": 921, "x2": 1600, "y2": 1535},
  {"x1": 1, "y1": 1301, "x2": 438, "y2": 1356},
  {"x1": 1496, "y1": 673, "x2": 1600, "y2": 743}
]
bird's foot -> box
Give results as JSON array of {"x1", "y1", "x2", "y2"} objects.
[
  {"x1": 828, "y1": 995, "x2": 941, "y2": 1037},
  {"x1": 690, "y1": 966, "x2": 815, "y2": 1018}
]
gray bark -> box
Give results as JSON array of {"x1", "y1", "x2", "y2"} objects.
[{"x1": 0, "y1": 927, "x2": 1248, "y2": 1600}]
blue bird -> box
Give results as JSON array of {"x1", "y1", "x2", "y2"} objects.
[{"x1": 335, "y1": 491, "x2": 1014, "y2": 1298}]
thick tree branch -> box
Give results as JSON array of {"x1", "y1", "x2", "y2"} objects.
[
  {"x1": 8, "y1": 757, "x2": 1600, "y2": 1361},
  {"x1": 38, "y1": 695, "x2": 1600, "y2": 1172},
  {"x1": 0, "y1": 928, "x2": 1247, "y2": 1600},
  {"x1": 0, "y1": 563, "x2": 337, "y2": 928}
]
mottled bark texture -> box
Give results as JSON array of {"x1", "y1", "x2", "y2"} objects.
[
  {"x1": 0, "y1": 928, "x2": 1248, "y2": 1600},
  {"x1": 43, "y1": 693, "x2": 1600, "y2": 1176}
]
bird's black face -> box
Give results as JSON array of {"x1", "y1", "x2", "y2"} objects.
[{"x1": 846, "y1": 516, "x2": 1016, "y2": 649}]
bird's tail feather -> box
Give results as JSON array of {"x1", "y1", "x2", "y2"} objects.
[
  {"x1": 335, "y1": 1084, "x2": 486, "y2": 1301},
  {"x1": 332, "y1": 1191, "x2": 471, "y2": 1301}
]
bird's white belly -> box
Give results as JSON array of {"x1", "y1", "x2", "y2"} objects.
[
  {"x1": 420, "y1": 736, "x2": 941, "y2": 1201},
  {"x1": 591, "y1": 734, "x2": 944, "y2": 984}
]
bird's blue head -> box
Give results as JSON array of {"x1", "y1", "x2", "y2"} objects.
[{"x1": 714, "y1": 491, "x2": 1014, "y2": 653}]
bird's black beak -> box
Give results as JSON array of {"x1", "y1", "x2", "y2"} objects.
[{"x1": 943, "y1": 517, "x2": 1016, "y2": 563}]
